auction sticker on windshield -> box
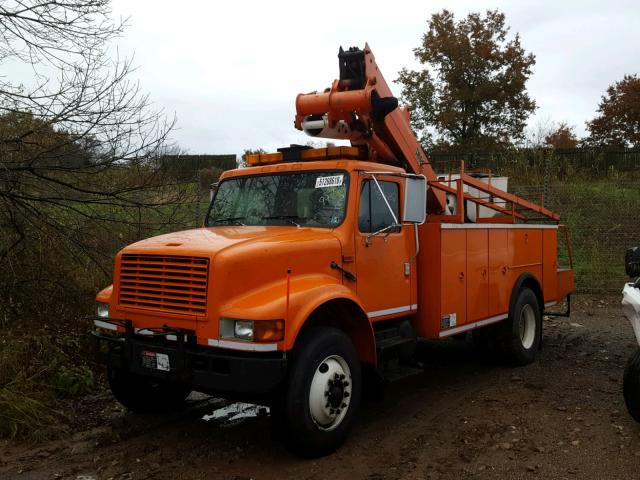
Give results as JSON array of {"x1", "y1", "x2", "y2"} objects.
[{"x1": 315, "y1": 175, "x2": 343, "y2": 188}]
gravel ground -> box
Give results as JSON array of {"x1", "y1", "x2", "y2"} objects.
[{"x1": 1, "y1": 294, "x2": 639, "y2": 480}]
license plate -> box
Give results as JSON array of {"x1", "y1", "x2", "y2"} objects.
[{"x1": 141, "y1": 350, "x2": 170, "y2": 371}]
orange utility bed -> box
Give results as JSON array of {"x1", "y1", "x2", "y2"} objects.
[{"x1": 416, "y1": 223, "x2": 574, "y2": 339}]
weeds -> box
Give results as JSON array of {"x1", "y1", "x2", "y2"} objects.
[{"x1": 0, "y1": 331, "x2": 96, "y2": 440}]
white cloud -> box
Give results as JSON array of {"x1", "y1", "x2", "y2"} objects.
[{"x1": 109, "y1": 0, "x2": 640, "y2": 153}]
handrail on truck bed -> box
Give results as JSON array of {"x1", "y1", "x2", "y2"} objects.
[{"x1": 427, "y1": 160, "x2": 561, "y2": 224}]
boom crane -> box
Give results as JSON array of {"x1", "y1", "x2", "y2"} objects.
[{"x1": 294, "y1": 44, "x2": 448, "y2": 214}]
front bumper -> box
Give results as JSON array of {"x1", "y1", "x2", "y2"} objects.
[{"x1": 92, "y1": 318, "x2": 287, "y2": 395}]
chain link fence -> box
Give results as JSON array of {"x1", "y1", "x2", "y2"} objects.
[
  {"x1": 509, "y1": 181, "x2": 639, "y2": 293},
  {"x1": 428, "y1": 148, "x2": 640, "y2": 175}
]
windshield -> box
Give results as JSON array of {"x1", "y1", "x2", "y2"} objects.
[{"x1": 206, "y1": 171, "x2": 349, "y2": 228}]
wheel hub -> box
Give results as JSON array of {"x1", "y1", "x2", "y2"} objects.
[
  {"x1": 309, "y1": 355, "x2": 352, "y2": 431},
  {"x1": 519, "y1": 303, "x2": 536, "y2": 350}
]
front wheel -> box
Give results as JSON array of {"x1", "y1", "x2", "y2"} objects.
[
  {"x1": 623, "y1": 349, "x2": 640, "y2": 423},
  {"x1": 275, "y1": 326, "x2": 361, "y2": 457}
]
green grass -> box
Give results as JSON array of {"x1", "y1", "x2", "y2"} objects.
[{"x1": 545, "y1": 180, "x2": 638, "y2": 293}]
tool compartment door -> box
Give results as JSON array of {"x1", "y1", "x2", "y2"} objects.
[
  {"x1": 508, "y1": 229, "x2": 543, "y2": 285},
  {"x1": 488, "y1": 229, "x2": 509, "y2": 316},
  {"x1": 466, "y1": 229, "x2": 489, "y2": 323},
  {"x1": 440, "y1": 229, "x2": 467, "y2": 327}
]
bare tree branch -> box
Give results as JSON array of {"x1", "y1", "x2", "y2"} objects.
[{"x1": 0, "y1": 1, "x2": 201, "y2": 322}]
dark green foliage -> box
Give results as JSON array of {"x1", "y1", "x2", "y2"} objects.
[
  {"x1": 586, "y1": 75, "x2": 640, "y2": 148},
  {"x1": 397, "y1": 9, "x2": 536, "y2": 151},
  {"x1": 54, "y1": 366, "x2": 95, "y2": 398}
]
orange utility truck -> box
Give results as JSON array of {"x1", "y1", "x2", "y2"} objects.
[{"x1": 92, "y1": 45, "x2": 574, "y2": 456}]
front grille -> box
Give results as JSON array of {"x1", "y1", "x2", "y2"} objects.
[{"x1": 118, "y1": 254, "x2": 209, "y2": 315}]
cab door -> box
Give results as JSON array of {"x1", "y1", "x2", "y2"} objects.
[{"x1": 354, "y1": 176, "x2": 413, "y2": 320}]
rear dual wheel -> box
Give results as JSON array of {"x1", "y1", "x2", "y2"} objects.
[
  {"x1": 474, "y1": 287, "x2": 542, "y2": 366},
  {"x1": 502, "y1": 287, "x2": 542, "y2": 365}
]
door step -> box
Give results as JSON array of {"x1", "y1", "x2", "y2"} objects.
[{"x1": 375, "y1": 325, "x2": 417, "y2": 364}]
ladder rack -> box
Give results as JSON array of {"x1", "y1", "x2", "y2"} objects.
[{"x1": 428, "y1": 161, "x2": 560, "y2": 224}]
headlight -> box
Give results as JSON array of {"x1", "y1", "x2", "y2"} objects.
[
  {"x1": 219, "y1": 318, "x2": 284, "y2": 342},
  {"x1": 234, "y1": 320, "x2": 254, "y2": 341},
  {"x1": 97, "y1": 303, "x2": 110, "y2": 318}
]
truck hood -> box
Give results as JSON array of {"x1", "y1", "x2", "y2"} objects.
[
  {"x1": 113, "y1": 226, "x2": 345, "y2": 329},
  {"x1": 121, "y1": 226, "x2": 339, "y2": 258}
]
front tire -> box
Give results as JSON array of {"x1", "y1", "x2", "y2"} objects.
[
  {"x1": 497, "y1": 287, "x2": 542, "y2": 366},
  {"x1": 108, "y1": 368, "x2": 191, "y2": 413},
  {"x1": 623, "y1": 349, "x2": 640, "y2": 423},
  {"x1": 276, "y1": 327, "x2": 361, "y2": 457}
]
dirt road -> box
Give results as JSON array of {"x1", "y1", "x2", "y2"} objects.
[{"x1": 2, "y1": 295, "x2": 639, "y2": 480}]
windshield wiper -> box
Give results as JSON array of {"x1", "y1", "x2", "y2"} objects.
[
  {"x1": 211, "y1": 216, "x2": 246, "y2": 226},
  {"x1": 262, "y1": 215, "x2": 302, "y2": 227}
]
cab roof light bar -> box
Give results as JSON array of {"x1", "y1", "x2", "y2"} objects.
[{"x1": 245, "y1": 145, "x2": 367, "y2": 166}]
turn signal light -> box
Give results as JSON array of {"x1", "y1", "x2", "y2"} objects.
[{"x1": 254, "y1": 320, "x2": 285, "y2": 342}]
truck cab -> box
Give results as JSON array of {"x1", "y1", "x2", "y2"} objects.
[{"x1": 94, "y1": 150, "x2": 429, "y2": 454}]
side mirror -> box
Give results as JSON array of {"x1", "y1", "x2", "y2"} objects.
[{"x1": 403, "y1": 176, "x2": 427, "y2": 224}]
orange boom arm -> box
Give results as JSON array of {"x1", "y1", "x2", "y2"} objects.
[{"x1": 295, "y1": 44, "x2": 447, "y2": 214}]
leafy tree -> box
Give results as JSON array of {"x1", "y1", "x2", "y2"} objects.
[
  {"x1": 585, "y1": 74, "x2": 640, "y2": 148},
  {"x1": 545, "y1": 122, "x2": 578, "y2": 149},
  {"x1": 396, "y1": 9, "x2": 536, "y2": 152}
]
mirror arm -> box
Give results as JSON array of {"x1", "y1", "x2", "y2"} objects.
[
  {"x1": 371, "y1": 175, "x2": 399, "y2": 225},
  {"x1": 366, "y1": 222, "x2": 401, "y2": 245}
]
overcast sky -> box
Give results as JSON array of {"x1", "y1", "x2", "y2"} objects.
[{"x1": 111, "y1": 0, "x2": 640, "y2": 156}]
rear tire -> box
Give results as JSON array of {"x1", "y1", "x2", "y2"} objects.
[
  {"x1": 276, "y1": 326, "x2": 361, "y2": 457},
  {"x1": 108, "y1": 368, "x2": 190, "y2": 413},
  {"x1": 623, "y1": 349, "x2": 640, "y2": 423},
  {"x1": 497, "y1": 288, "x2": 542, "y2": 366}
]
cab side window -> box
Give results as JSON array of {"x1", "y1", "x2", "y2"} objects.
[{"x1": 358, "y1": 180, "x2": 400, "y2": 233}]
